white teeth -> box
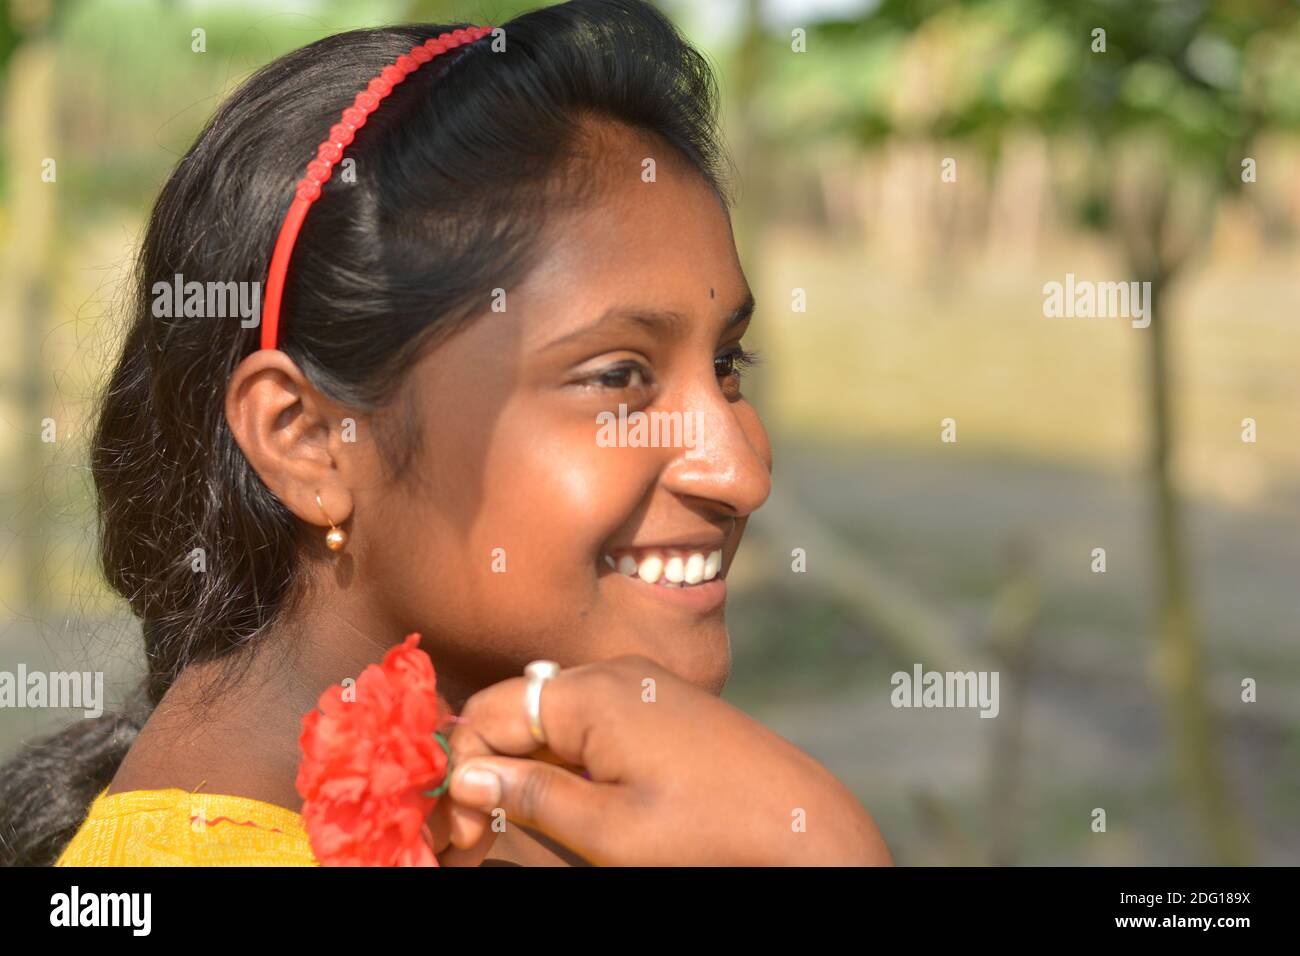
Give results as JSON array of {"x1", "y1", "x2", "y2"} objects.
[
  {"x1": 607, "y1": 548, "x2": 726, "y2": 588},
  {"x1": 704, "y1": 550, "x2": 722, "y2": 580},
  {"x1": 637, "y1": 554, "x2": 664, "y2": 584}
]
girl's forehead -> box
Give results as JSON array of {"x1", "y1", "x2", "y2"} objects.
[
  {"x1": 535, "y1": 164, "x2": 738, "y2": 289},
  {"x1": 512, "y1": 192, "x2": 744, "y2": 344}
]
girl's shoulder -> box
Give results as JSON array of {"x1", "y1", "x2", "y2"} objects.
[{"x1": 55, "y1": 787, "x2": 318, "y2": 866}]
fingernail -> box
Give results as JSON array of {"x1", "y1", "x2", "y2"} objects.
[{"x1": 455, "y1": 764, "x2": 501, "y2": 807}]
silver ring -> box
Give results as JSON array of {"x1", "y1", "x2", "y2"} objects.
[{"x1": 524, "y1": 660, "x2": 561, "y2": 745}]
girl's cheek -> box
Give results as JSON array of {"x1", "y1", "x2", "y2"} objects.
[
  {"x1": 517, "y1": 438, "x2": 652, "y2": 559},
  {"x1": 467, "y1": 409, "x2": 657, "y2": 602}
]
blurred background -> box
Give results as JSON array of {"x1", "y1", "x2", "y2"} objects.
[{"x1": 1, "y1": 0, "x2": 1297, "y2": 865}]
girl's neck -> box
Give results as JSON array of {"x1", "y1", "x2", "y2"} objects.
[{"x1": 107, "y1": 610, "x2": 581, "y2": 865}]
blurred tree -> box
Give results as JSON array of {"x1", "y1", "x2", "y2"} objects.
[
  {"x1": 775, "y1": 0, "x2": 1300, "y2": 864},
  {"x1": 3, "y1": 0, "x2": 61, "y2": 624}
]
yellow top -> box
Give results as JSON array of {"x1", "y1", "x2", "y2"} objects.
[{"x1": 55, "y1": 787, "x2": 319, "y2": 866}]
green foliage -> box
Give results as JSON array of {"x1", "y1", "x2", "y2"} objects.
[{"x1": 763, "y1": 0, "x2": 1300, "y2": 179}]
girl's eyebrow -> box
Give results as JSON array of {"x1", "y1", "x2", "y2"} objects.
[
  {"x1": 724, "y1": 290, "x2": 757, "y2": 331},
  {"x1": 541, "y1": 289, "x2": 756, "y2": 354}
]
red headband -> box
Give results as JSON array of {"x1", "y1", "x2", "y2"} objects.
[{"x1": 259, "y1": 25, "x2": 494, "y2": 351}]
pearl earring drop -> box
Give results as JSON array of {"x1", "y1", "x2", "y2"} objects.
[{"x1": 315, "y1": 493, "x2": 348, "y2": 552}]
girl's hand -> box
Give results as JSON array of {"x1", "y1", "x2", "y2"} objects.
[{"x1": 430, "y1": 655, "x2": 892, "y2": 866}]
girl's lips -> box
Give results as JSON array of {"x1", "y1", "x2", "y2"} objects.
[
  {"x1": 598, "y1": 541, "x2": 730, "y2": 614},
  {"x1": 607, "y1": 569, "x2": 727, "y2": 613}
]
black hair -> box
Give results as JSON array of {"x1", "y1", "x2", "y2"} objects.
[{"x1": 0, "y1": 0, "x2": 731, "y2": 865}]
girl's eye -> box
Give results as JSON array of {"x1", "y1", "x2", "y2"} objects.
[
  {"x1": 580, "y1": 361, "x2": 652, "y2": 391},
  {"x1": 715, "y1": 347, "x2": 760, "y2": 381}
]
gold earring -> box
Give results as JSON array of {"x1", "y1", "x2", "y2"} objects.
[{"x1": 315, "y1": 493, "x2": 348, "y2": 552}]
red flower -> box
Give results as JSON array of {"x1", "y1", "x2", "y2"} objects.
[{"x1": 297, "y1": 633, "x2": 454, "y2": 866}]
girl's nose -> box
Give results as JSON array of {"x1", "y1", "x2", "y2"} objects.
[{"x1": 660, "y1": 389, "x2": 771, "y2": 518}]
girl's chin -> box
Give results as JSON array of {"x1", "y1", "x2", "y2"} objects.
[
  {"x1": 608, "y1": 616, "x2": 733, "y2": 694},
  {"x1": 564, "y1": 565, "x2": 734, "y2": 689},
  {"x1": 675, "y1": 643, "x2": 732, "y2": 695}
]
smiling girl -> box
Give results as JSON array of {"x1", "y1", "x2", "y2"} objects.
[{"x1": 0, "y1": 0, "x2": 888, "y2": 867}]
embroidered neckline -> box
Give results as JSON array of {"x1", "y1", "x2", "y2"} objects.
[{"x1": 92, "y1": 786, "x2": 307, "y2": 834}]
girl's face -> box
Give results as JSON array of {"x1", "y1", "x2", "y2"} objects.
[{"x1": 352, "y1": 137, "x2": 771, "y2": 695}]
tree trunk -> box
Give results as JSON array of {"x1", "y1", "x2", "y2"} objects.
[{"x1": 1142, "y1": 270, "x2": 1253, "y2": 865}]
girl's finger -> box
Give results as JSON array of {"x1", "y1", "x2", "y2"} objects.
[
  {"x1": 437, "y1": 823, "x2": 500, "y2": 867},
  {"x1": 448, "y1": 799, "x2": 490, "y2": 849},
  {"x1": 450, "y1": 670, "x2": 589, "y2": 770}
]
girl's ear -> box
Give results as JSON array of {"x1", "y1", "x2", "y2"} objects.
[{"x1": 224, "y1": 349, "x2": 355, "y2": 531}]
